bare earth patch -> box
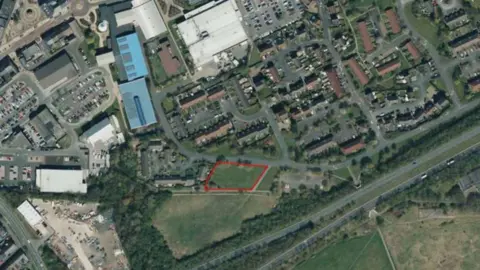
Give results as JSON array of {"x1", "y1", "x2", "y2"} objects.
[{"x1": 382, "y1": 208, "x2": 480, "y2": 270}]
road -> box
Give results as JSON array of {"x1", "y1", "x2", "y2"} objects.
[
  {"x1": 0, "y1": 196, "x2": 45, "y2": 269},
  {"x1": 259, "y1": 127, "x2": 480, "y2": 268},
  {"x1": 193, "y1": 121, "x2": 480, "y2": 270}
]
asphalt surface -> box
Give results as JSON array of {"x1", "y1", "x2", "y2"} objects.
[{"x1": 0, "y1": 196, "x2": 45, "y2": 270}]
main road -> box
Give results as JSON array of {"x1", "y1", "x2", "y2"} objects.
[
  {"x1": 193, "y1": 120, "x2": 480, "y2": 270},
  {"x1": 0, "y1": 196, "x2": 45, "y2": 269}
]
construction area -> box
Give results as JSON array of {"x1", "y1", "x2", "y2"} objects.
[{"x1": 30, "y1": 199, "x2": 129, "y2": 270}]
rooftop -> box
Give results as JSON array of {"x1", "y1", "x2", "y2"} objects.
[
  {"x1": 116, "y1": 32, "x2": 149, "y2": 81},
  {"x1": 357, "y1": 21, "x2": 374, "y2": 53},
  {"x1": 385, "y1": 9, "x2": 401, "y2": 34},
  {"x1": 36, "y1": 168, "x2": 87, "y2": 193},
  {"x1": 119, "y1": 77, "x2": 157, "y2": 129},
  {"x1": 34, "y1": 51, "x2": 77, "y2": 91},
  {"x1": 405, "y1": 41, "x2": 421, "y2": 60},
  {"x1": 177, "y1": 0, "x2": 248, "y2": 68},
  {"x1": 347, "y1": 58, "x2": 369, "y2": 85},
  {"x1": 115, "y1": 0, "x2": 167, "y2": 40}
]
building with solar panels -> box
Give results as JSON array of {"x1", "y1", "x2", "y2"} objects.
[
  {"x1": 116, "y1": 32, "x2": 148, "y2": 81},
  {"x1": 115, "y1": 31, "x2": 158, "y2": 129}
]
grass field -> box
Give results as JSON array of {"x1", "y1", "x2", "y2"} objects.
[
  {"x1": 148, "y1": 55, "x2": 168, "y2": 85},
  {"x1": 256, "y1": 167, "x2": 280, "y2": 190},
  {"x1": 153, "y1": 194, "x2": 276, "y2": 258},
  {"x1": 404, "y1": 3, "x2": 441, "y2": 47},
  {"x1": 208, "y1": 163, "x2": 267, "y2": 189},
  {"x1": 295, "y1": 232, "x2": 392, "y2": 270},
  {"x1": 382, "y1": 207, "x2": 480, "y2": 270}
]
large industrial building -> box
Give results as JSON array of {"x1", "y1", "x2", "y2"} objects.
[
  {"x1": 119, "y1": 77, "x2": 157, "y2": 129},
  {"x1": 177, "y1": 0, "x2": 248, "y2": 69},
  {"x1": 116, "y1": 33, "x2": 149, "y2": 81},
  {"x1": 35, "y1": 168, "x2": 88, "y2": 193},
  {"x1": 33, "y1": 51, "x2": 78, "y2": 92},
  {"x1": 115, "y1": 0, "x2": 167, "y2": 40}
]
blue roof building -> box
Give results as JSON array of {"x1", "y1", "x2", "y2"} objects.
[
  {"x1": 119, "y1": 77, "x2": 157, "y2": 129},
  {"x1": 116, "y1": 33, "x2": 148, "y2": 81}
]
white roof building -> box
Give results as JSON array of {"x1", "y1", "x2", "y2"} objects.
[
  {"x1": 96, "y1": 51, "x2": 115, "y2": 67},
  {"x1": 82, "y1": 116, "x2": 125, "y2": 149},
  {"x1": 17, "y1": 200, "x2": 43, "y2": 228},
  {"x1": 115, "y1": 0, "x2": 168, "y2": 40},
  {"x1": 177, "y1": 0, "x2": 248, "y2": 68},
  {"x1": 36, "y1": 169, "x2": 88, "y2": 194}
]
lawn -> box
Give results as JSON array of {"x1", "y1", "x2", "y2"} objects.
[
  {"x1": 404, "y1": 3, "x2": 441, "y2": 47},
  {"x1": 382, "y1": 207, "x2": 480, "y2": 270},
  {"x1": 257, "y1": 88, "x2": 274, "y2": 101},
  {"x1": 153, "y1": 194, "x2": 276, "y2": 258},
  {"x1": 201, "y1": 135, "x2": 282, "y2": 160},
  {"x1": 162, "y1": 96, "x2": 176, "y2": 113},
  {"x1": 454, "y1": 79, "x2": 466, "y2": 102},
  {"x1": 242, "y1": 102, "x2": 262, "y2": 115},
  {"x1": 256, "y1": 167, "x2": 280, "y2": 190},
  {"x1": 332, "y1": 167, "x2": 352, "y2": 180},
  {"x1": 248, "y1": 46, "x2": 262, "y2": 67},
  {"x1": 147, "y1": 55, "x2": 168, "y2": 85},
  {"x1": 208, "y1": 163, "x2": 267, "y2": 189},
  {"x1": 295, "y1": 232, "x2": 392, "y2": 270}
]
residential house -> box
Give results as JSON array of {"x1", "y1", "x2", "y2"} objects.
[
  {"x1": 179, "y1": 90, "x2": 207, "y2": 110},
  {"x1": 195, "y1": 121, "x2": 233, "y2": 145},
  {"x1": 236, "y1": 122, "x2": 270, "y2": 145},
  {"x1": 376, "y1": 60, "x2": 401, "y2": 76},
  {"x1": 357, "y1": 20, "x2": 375, "y2": 53},
  {"x1": 304, "y1": 134, "x2": 338, "y2": 158},
  {"x1": 405, "y1": 41, "x2": 421, "y2": 61},
  {"x1": 347, "y1": 58, "x2": 369, "y2": 85},
  {"x1": 326, "y1": 69, "x2": 344, "y2": 98},
  {"x1": 207, "y1": 85, "x2": 226, "y2": 101},
  {"x1": 339, "y1": 137, "x2": 365, "y2": 155},
  {"x1": 385, "y1": 8, "x2": 401, "y2": 34}
]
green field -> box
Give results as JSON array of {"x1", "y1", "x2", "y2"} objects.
[
  {"x1": 404, "y1": 3, "x2": 441, "y2": 46},
  {"x1": 147, "y1": 55, "x2": 168, "y2": 85},
  {"x1": 295, "y1": 232, "x2": 392, "y2": 270},
  {"x1": 209, "y1": 164, "x2": 266, "y2": 189},
  {"x1": 153, "y1": 194, "x2": 276, "y2": 258},
  {"x1": 256, "y1": 167, "x2": 280, "y2": 190}
]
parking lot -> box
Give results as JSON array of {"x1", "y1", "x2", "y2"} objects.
[
  {"x1": 0, "y1": 81, "x2": 40, "y2": 139},
  {"x1": 238, "y1": 0, "x2": 303, "y2": 39},
  {"x1": 51, "y1": 70, "x2": 109, "y2": 124}
]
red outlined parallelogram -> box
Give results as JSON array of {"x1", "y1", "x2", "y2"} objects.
[{"x1": 204, "y1": 161, "x2": 269, "y2": 192}]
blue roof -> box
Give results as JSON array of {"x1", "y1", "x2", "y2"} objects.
[
  {"x1": 119, "y1": 78, "x2": 157, "y2": 129},
  {"x1": 116, "y1": 33, "x2": 148, "y2": 81}
]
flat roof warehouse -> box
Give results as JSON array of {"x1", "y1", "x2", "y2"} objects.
[{"x1": 177, "y1": 0, "x2": 248, "y2": 69}]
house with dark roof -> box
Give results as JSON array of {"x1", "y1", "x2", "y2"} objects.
[
  {"x1": 207, "y1": 85, "x2": 226, "y2": 101},
  {"x1": 236, "y1": 121, "x2": 270, "y2": 145},
  {"x1": 304, "y1": 134, "x2": 338, "y2": 158},
  {"x1": 179, "y1": 90, "x2": 207, "y2": 110},
  {"x1": 444, "y1": 9, "x2": 468, "y2": 29}
]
